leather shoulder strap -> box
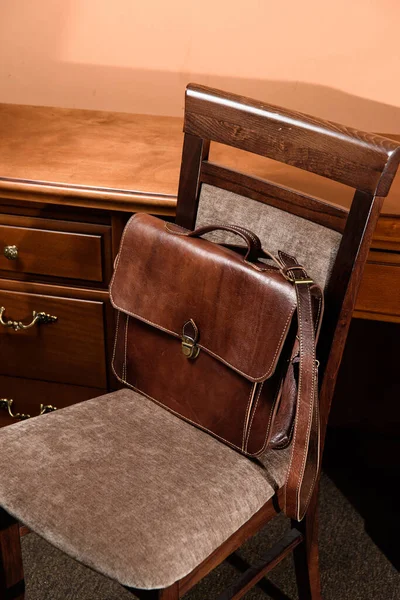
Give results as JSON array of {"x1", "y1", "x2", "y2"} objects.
[{"x1": 278, "y1": 252, "x2": 324, "y2": 521}]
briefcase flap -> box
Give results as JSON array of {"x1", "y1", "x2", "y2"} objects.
[{"x1": 110, "y1": 214, "x2": 297, "y2": 383}]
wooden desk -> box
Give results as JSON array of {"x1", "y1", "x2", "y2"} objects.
[{"x1": 0, "y1": 104, "x2": 399, "y2": 425}]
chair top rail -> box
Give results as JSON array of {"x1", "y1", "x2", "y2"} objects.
[{"x1": 185, "y1": 84, "x2": 400, "y2": 197}]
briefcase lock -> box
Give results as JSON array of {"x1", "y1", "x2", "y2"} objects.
[{"x1": 182, "y1": 319, "x2": 200, "y2": 359}]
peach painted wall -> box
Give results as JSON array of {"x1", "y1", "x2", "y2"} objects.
[{"x1": 0, "y1": 0, "x2": 399, "y2": 131}]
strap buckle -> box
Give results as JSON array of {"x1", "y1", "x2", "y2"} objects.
[{"x1": 280, "y1": 265, "x2": 314, "y2": 285}]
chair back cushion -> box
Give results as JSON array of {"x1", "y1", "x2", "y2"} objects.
[{"x1": 196, "y1": 184, "x2": 342, "y2": 289}]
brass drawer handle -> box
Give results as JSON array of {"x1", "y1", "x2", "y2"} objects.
[
  {"x1": 0, "y1": 306, "x2": 57, "y2": 332},
  {"x1": 0, "y1": 398, "x2": 57, "y2": 420},
  {"x1": 3, "y1": 245, "x2": 18, "y2": 260}
]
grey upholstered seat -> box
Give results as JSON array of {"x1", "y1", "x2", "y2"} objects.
[
  {"x1": 0, "y1": 176, "x2": 342, "y2": 593},
  {"x1": 0, "y1": 388, "x2": 289, "y2": 590}
]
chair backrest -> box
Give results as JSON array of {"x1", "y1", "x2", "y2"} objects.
[{"x1": 175, "y1": 83, "x2": 400, "y2": 451}]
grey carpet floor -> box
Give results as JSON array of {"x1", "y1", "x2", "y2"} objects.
[{"x1": 21, "y1": 472, "x2": 400, "y2": 600}]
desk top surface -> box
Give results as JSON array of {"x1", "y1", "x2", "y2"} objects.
[{"x1": 0, "y1": 102, "x2": 399, "y2": 218}]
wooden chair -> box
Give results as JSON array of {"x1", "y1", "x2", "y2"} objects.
[{"x1": 0, "y1": 84, "x2": 399, "y2": 600}]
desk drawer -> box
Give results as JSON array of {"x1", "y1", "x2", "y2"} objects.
[
  {"x1": 356, "y1": 261, "x2": 400, "y2": 320},
  {"x1": 0, "y1": 375, "x2": 106, "y2": 428},
  {"x1": 0, "y1": 215, "x2": 111, "y2": 283},
  {"x1": 0, "y1": 289, "x2": 107, "y2": 388}
]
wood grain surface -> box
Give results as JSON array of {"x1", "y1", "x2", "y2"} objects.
[
  {"x1": 0, "y1": 103, "x2": 399, "y2": 221},
  {"x1": 184, "y1": 84, "x2": 400, "y2": 195}
]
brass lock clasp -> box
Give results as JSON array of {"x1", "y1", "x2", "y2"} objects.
[
  {"x1": 182, "y1": 319, "x2": 200, "y2": 359},
  {"x1": 182, "y1": 336, "x2": 200, "y2": 359}
]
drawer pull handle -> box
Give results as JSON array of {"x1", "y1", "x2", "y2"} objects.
[
  {"x1": 0, "y1": 398, "x2": 57, "y2": 420},
  {"x1": 3, "y1": 245, "x2": 18, "y2": 260},
  {"x1": 0, "y1": 306, "x2": 58, "y2": 332}
]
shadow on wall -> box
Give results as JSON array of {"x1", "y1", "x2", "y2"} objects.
[
  {"x1": 3, "y1": 62, "x2": 400, "y2": 133},
  {"x1": 1, "y1": 1, "x2": 400, "y2": 130}
]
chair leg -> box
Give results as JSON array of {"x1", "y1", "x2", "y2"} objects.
[
  {"x1": 0, "y1": 508, "x2": 25, "y2": 599},
  {"x1": 157, "y1": 584, "x2": 179, "y2": 599},
  {"x1": 127, "y1": 582, "x2": 180, "y2": 599},
  {"x1": 292, "y1": 489, "x2": 322, "y2": 600}
]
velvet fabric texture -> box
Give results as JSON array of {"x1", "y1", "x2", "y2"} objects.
[
  {"x1": 0, "y1": 389, "x2": 289, "y2": 589},
  {"x1": 196, "y1": 184, "x2": 342, "y2": 289}
]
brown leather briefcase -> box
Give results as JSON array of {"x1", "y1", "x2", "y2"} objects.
[{"x1": 110, "y1": 213, "x2": 323, "y2": 519}]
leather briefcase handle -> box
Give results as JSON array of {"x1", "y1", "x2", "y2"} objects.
[
  {"x1": 187, "y1": 224, "x2": 286, "y2": 270},
  {"x1": 187, "y1": 224, "x2": 262, "y2": 262}
]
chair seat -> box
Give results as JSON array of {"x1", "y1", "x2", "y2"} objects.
[{"x1": 0, "y1": 389, "x2": 289, "y2": 590}]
